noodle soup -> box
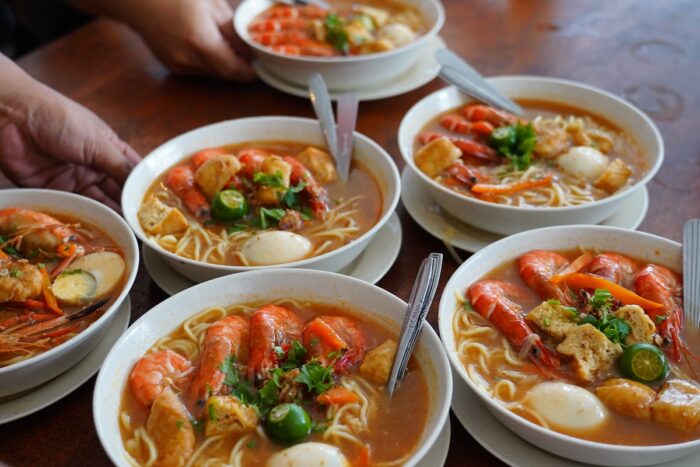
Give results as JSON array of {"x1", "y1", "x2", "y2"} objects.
[
  {"x1": 248, "y1": 0, "x2": 425, "y2": 57},
  {"x1": 413, "y1": 101, "x2": 647, "y2": 208},
  {"x1": 453, "y1": 248, "x2": 700, "y2": 446},
  {"x1": 0, "y1": 208, "x2": 126, "y2": 367},
  {"x1": 138, "y1": 141, "x2": 382, "y2": 267},
  {"x1": 120, "y1": 300, "x2": 429, "y2": 466}
]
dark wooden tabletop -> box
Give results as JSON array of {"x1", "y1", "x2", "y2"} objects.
[{"x1": 2, "y1": 0, "x2": 700, "y2": 465}]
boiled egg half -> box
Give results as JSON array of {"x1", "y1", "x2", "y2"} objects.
[
  {"x1": 557, "y1": 146, "x2": 609, "y2": 182},
  {"x1": 267, "y1": 442, "x2": 349, "y2": 467},
  {"x1": 241, "y1": 231, "x2": 311, "y2": 266},
  {"x1": 525, "y1": 382, "x2": 608, "y2": 433}
]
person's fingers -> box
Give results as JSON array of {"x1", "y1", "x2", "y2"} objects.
[
  {"x1": 99, "y1": 176, "x2": 123, "y2": 204},
  {"x1": 220, "y1": 20, "x2": 253, "y2": 62},
  {"x1": 200, "y1": 33, "x2": 256, "y2": 82},
  {"x1": 80, "y1": 184, "x2": 122, "y2": 213},
  {"x1": 105, "y1": 130, "x2": 142, "y2": 166},
  {"x1": 83, "y1": 130, "x2": 137, "y2": 184}
]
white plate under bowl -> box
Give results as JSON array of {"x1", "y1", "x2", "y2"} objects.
[
  {"x1": 401, "y1": 168, "x2": 648, "y2": 253},
  {"x1": 451, "y1": 369, "x2": 698, "y2": 467},
  {"x1": 253, "y1": 36, "x2": 445, "y2": 101},
  {"x1": 143, "y1": 212, "x2": 402, "y2": 295},
  {"x1": 0, "y1": 297, "x2": 131, "y2": 424}
]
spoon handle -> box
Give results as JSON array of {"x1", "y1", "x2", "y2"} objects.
[
  {"x1": 683, "y1": 219, "x2": 700, "y2": 327},
  {"x1": 308, "y1": 73, "x2": 338, "y2": 158},
  {"x1": 386, "y1": 253, "x2": 443, "y2": 396},
  {"x1": 436, "y1": 48, "x2": 523, "y2": 116},
  {"x1": 335, "y1": 92, "x2": 358, "y2": 182}
]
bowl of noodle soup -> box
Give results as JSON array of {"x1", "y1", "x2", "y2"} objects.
[
  {"x1": 398, "y1": 76, "x2": 663, "y2": 236},
  {"x1": 94, "y1": 268, "x2": 452, "y2": 467},
  {"x1": 122, "y1": 117, "x2": 400, "y2": 282},
  {"x1": 438, "y1": 225, "x2": 700, "y2": 466}
]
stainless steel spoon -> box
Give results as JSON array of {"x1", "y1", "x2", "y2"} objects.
[
  {"x1": 386, "y1": 253, "x2": 443, "y2": 396},
  {"x1": 683, "y1": 219, "x2": 700, "y2": 327}
]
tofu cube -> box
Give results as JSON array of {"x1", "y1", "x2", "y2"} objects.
[
  {"x1": 261, "y1": 155, "x2": 292, "y2": 189},
  {"x1": 614, "y1": 305, "x2": 656, "y2": 346},
  {"x1": 205, "y1": 396, "x2": 259, "y2": 437},
  {"x1": 360, "y1": 339, "x2": 398, "y2": 385},
  {"x1": 556, "y1": 324, "x2": 622, "y2": 382},
  {"x1": 414, "y1": 137, "x2": 461, "y2": 178},
  {"x1": 194, "y1": 155, "x2": 241, "y2": 200},
  {"x1": 138, "y1": 197, "x2": 189, "y2": 235},
  {"x1": 594, "y1": 158, "x2": 632, "y2": 194},
  {"x1": 296, "y1": 147, "x2": 338, "y2": 184},
  {"x1": 526, "y1": 301, "x2": 579, "y2": 342}
]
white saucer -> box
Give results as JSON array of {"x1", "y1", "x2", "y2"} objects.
[
  {"x1": 401, "y1": 168, "x2": 649, "y2": 254},
  {"x1": 418, "y1": 417, "x2": 451, "y2": 467},
  {"x1": 450, "y1": 369, "x2": 698, "y2": 467},
  {"x1": 0, "y1": 297, "x2": 131, "y2": 424},
  {"x1": 143, "y1": 212, "x2": 403, "y2": 295},
  {"x1": 253, "y1": 36, "x2": 445, "y2": 101}
]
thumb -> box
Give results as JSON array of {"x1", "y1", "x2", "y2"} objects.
[
  {"x1": 202, "y1": 34, "x2": 256, "y2": 82},
  {"x1": 83, "y1": 129, "x2": 138, "y2": 184}
]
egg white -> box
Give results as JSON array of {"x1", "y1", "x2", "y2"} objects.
[
  {"x1": 267, "y1": 442, "x2": 349, "y2": 467},
  {"x1": 241, "y1": 231, "x2": 312, "y2": 266},
  {"x1": 525, "y1": 382, "x2": 608, "y2": 433}
]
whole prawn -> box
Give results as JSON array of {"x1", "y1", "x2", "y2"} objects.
[
  {"x1": 247, "y1": 304, "x2": 303, "y2": 380},
  {"x1": 303, "y1": 315, "x2": 366, "y2": 374},
  {"x1": 634, "y1": 264, "x2": 685, "y2": 362},
  {"x1": 588, "y1": 252, "x2": 639, "y2": 288},
  {"x1": 129, "y1": 349, "x2": 192, "y2": 407},
  {"x1": 519, "y1": 250, "x2": 574, "y2": 306},
  {"x1": 468, "y1": 280, "x2": 559, "y2": 369},
  {"x1": 189, "y1": 315, "x2": 249, "y2": 406}
]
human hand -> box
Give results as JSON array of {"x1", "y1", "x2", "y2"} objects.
[
  {"x1": 119, "y1": 0, "x2": 255, "y2": 81},
  {"x1": 0, "y1": 57, "x2": 140, "y2": 212}
]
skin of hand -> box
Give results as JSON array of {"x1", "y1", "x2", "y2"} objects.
[
  {"x1": 0, "y1": 54, "x2": 141, "y2": 212},
  {"x1": 70, "y1": 0, "x2": 255, "y2": 81}
]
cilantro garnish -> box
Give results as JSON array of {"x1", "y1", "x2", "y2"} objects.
[
  {"x1": 488, "y1": 122, "x2": 536, "y2": 170},
  {"x1": 253, "y1": 171, "x2": 285, "y2": 188},
  {"x1": 295, "y1": 361, "x2": 334, "y2": 395},
  {"x1": 325, "y1": 14, "x2": 349, "y2": 54}
]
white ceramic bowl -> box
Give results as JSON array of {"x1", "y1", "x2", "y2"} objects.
[
  {"x1": 438, "y1": 225, "x2": 700, "y2": 466},
  {"x1": 94, "y1": 268, "x2": 452, "y2": 466},
  {"x1": 122, "y1": 117, "x2": 400, "y2": 282},
  {"x1": 0, "y1": 189, "x2": 138, "y2": 397},
  {"x1": 398, "y1": 77, "x2": 664, "y2": 236},
  {"x1": 234, "y1": 0, "x2": 445, "y2": 91}
]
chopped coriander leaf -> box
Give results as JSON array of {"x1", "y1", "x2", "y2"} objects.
[
  {"x1": 311, "y1": 422, "x2": 329, "y2": 433},
  {"x1": 579, "y1": 313, "x2": 631, "y2": 346},
  {"x1": 591, "y1": 288, "x2": 614, "y2": 312},
  {"x1": 220, "y1": 356, "x2": 256, "y2": 405},
  {"x1": 287, "y1": 341, "x2": 307, "y2": 365},
  {"x1": 546, "y1": 299, "x2": 561, "y2": 306},
  {"x1": 488, "y1": 122, "x2": 536, "y2": 170},
  {"x1": 60, "y1": 269, "x2": 86, "y2": 276},
  {"x1": 176, "y1": 420, "x2": 184, "y2": 430},
  {"x1": 281, "y1": 181, "x2": 307, "y2": 209},
  {"x1": 259, "y1": 379, "x2": 280, "y2": 412},
  {"x1": 300, "y1": 206, "x2": 313, "y2": 221},
  {"x1": 273, "y1": 346, "x2": 285, "y2": 358},
  {"x1": 227, "y1": 224, "x2": 249, "y2": 234},
  {"x1": 542, "y1": 318, "x2": 550, "y2": 327},
  {"x1": 246, "y1": 439, "x2": 258, "y2": 449},
  {"x1": 253, "y1": 171, "x2": 285, "y2": 188},
  {"x1": 655, "y1": 315, "x2": 668, "y2": 324},
  {"x1": 259, "y1": 207, "x2": 286, "y2": 229},
  {"x1": 190, "y1": 418, "x2": 205, "y2": 433},
  {"x1": 324, "y1": 14, "x2": 349, "y2": 54},
  {"x1": 10, "y1": 269, "x2": 21, "y2": 278},
  {"x1": 309, "y1": 337, "x2": 320, "y2": 347},
  {"x1": 208, "y1": 404, "x2": 218, "y2": 421},
  {"x1": 562, "y1": 306, "x2": 579, "y2": 318},
  {"x1": 0, "y1": 235, "x2": 5, "y2": 243},
  {"x1": 3, "y1": 245, "x2": 18, "y2": 256},
  {"x1": 296, "y1": 362, "x2": 334, "y2": 395}
]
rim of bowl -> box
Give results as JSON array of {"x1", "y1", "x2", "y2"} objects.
[
  {"x1": 398, "y1": 75, "x2": 665, "y2": 213},
  {"x1": 0, "y1": 188, "x2": 139, "y2": 375},
  {"x1": 122, "y1": 116, "x2": 401, "y2": 272},
  {"x1": 438, "y1": 224, "x2": 700, "y2": 454},
  {"x1": 93, "y1": 267, "x2": 453, "y2": 467},
  {"x1": 233, "y1": 0, "x2": 445, "y2": 64}
]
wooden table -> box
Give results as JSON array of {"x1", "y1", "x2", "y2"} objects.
[{"x1": 2, "y1": 0, "x2": 699, "y2": 465}]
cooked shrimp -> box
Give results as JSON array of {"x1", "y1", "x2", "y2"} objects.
[
  {"x1": 129, "y1": 350, "x2": 193, "y2": 407},
  {"x1": 282, "y1": 155, "x2": 330, "y2": 219},
  {"x1": 519, "y1": 250, "x2": 574, "y2": 305},
  {"x1": 0, "y1": 208, "x2": 75, "y2": 253},
  {"x1": 463, "y1": 104, "x2": 519, "y2": 126},
  {"x1": 303, "y1": 316, "x2": 367, "y2": 373},
  {"x1": 190, "y1": 315, "x2": 249, "y2": 405},
  {"x1": 468, "y1": 280, "x2": 559, "y2": 368},
  {"x1": 588, "y1": 253, "x2": 639, "y2": 288},
  {"x1": 166, "y1": 166, "x2": 210, "y2": 221},
  {"x1": 0, "y1": 261, "x2": 42, "y2": 303},
  {"x1": 634, "y1": 264, "x2": 684, "y2": 362},
  {"x1": 238, "y1": 148, "x2": 269, "y2": 178},
  {"x1": 247, "y1": 305, "x2": 303, "y2": 380},
  {"x1": 440, "y1": 114, "x2": 495, "y2": 136}
]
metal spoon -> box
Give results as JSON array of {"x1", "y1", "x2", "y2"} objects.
[
  {"x1": 279, "y1": 0, "x2": 331, "y2": 9},
  {"x1": 436, "y1": 48, "x2": 523, "y2": 116},
  {"x1": 683, "y1": 219, "x2": 700, "y2": 327},
  {"x1": 308, "y1": 73, "x2": 355, "y2": 182},
  {"x1": 386, "y1": 253, "x2": 443, "y2": 396}
]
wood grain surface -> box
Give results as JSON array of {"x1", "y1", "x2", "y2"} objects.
[{"x1": 1, "y1": 0, "x2": 699, "y2": 465}]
